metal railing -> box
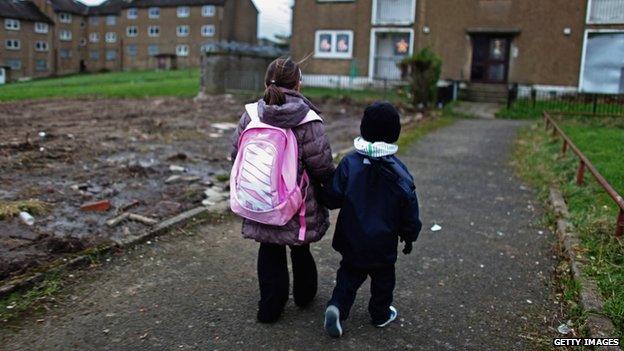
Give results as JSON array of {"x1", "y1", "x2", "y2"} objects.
[
  {"x1": 508, "y1": 86, "x2": 624, "y2": 116},
  {"x1": 543, "y1": 111, "x2": 624, "y2": 237}
]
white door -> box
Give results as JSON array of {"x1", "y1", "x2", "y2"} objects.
[
  {"x1": 0, "y1": 68, "x2": 5, "y2": 85},
  {"x1": 372, "y1": 31, "x2": 412, "y2": 80}
]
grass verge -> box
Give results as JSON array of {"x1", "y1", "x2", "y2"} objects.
[
  {"x1": 513, "y1": 119, "x2": 624, "y2": 338},
  {"x1": 497, "y1": 100, "x2": 624, "y2": 119},
  {"x1": 397, "y1": 116, "x2": 456, "y2": 152}
]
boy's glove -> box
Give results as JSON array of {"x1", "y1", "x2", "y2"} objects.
[{"x1": 401, "y1": 239, "x2": 413, "y2": 255}]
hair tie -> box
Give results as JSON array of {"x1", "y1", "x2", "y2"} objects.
[{"x1": 270, "y1": 80, "x2": 276, "y2": 85}]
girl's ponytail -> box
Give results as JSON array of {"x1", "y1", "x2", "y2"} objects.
[{"x1": 263, "y1": 58, "x2": 302, "y2": 106}]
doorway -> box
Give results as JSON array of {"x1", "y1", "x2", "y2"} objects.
[{"x1": 470, "y1": 35, "x2": 511, "y2": 84}]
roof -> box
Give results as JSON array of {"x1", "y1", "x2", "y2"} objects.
[
  {"x1": 122, "y1": 0, "x2": 225, "y2": 8},
  {"x1": 87, "y1": 0, "x2": 124, "y2": 15},
  {"x1": 0, "y1": 0, "x2": 54, "y2": 23},
  {"x1": 49, "y1": 0, "x2": 89, "y2": 15}
]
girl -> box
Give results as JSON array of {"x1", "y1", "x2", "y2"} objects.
[{"x1": 230, "y1": 58, "x2": 334, "y2": 323}]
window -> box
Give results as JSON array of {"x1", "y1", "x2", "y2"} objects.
[
  {"x1": 177, "y1": 6, "x2": 190, "y2": 17},
  {"x1": 60, "y1": 48, "x2": 71, "y2": 59},
  {"x1": 5, "y1": 19, "x2": 20, "y2": 30},
  {"x1": 6, "y1": 59, "x2": 21, "y2": 70},
  {"x1": 34, "y1": 22, "x2": 49, "y2": 33},
  {"x1": 59, "y1": 12, "x2": 72, "y2": 23},
  {"x1": 581, "y1": 31, "x2": 624, "y2": 93},
  {"x1": 176, "y1": 44, "x2": 189, "y2": 56},
  {"x1": 126, "y1": 26, "x2": 138, "y2": 37},
  {"x1": 59, "y1": 30, "x2": 72, "y2": 41},
  {"x1": 148, "y1": 7, "x2": 160, "y2": 19},
  {"x1": 80, "y1": 38, "x2": 87, "y2": 46},
  {"x1": 105, "y1": 32, "x2": 117, "y2": 43},
  {"x1": 89, "y1": 50, "x2": 99, "y2": 61},
  {"x1": 314, "y1": 30, "x2": 353, "y2": 59},
  {"x1": 148, "y1": 44, "x2": 159, "y2": 56},
  {"x1": 177, "y1": 25, "x2": 190, "y2": 37},
  {"x1": 35, "y1": 41, "x2": 49, "y2": 51},
  {"x1": 127, "y1": 8, "x2": 138, "y2": 19},
  {"x1": 588, "y1": 0, "x2": 624, "y2": 24},
  {"x1": 148, "y1": 26, "x2": 160, "y2": 37},
  {"x1": 106, "y1": 15, "x2": 116, "y2": 25},
  {"x1": 106, "y1": 49, "x2": 117, "y2": 61},
  {"x1": 89, "y1": 32, "x2": 99, "y2": 42},
  {"x1": 201, "y1": 25, "x2": 215, "y2": 37},
  {"x1": 127, "y1": 44, "x2": 138, "y2": 56},
  {"x1": 202, "y1": 5, "x2": 215, "y2": 17},
  {"x1": 89, "y1": 16, "x2": 99, "y2": 25},
  {"x1": 373, "y1": 0, "x2": 415, "y2": 25},
  {"x1": 36, "y1": 59, "x2": 48, "y2": 72},
  {"x1": 5, "y1": 39, "x2": 20, "y2": 50}
]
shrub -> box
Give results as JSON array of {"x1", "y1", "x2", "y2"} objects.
[{"x1": 399, "y1": 48, "x2": 442, "y2": 109}]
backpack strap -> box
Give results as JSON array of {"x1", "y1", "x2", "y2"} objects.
[
  {"x1": 298, "y1": 109, "x2": 323, "y2": 126},
  {"x1": 245, "y1": 103, "x2": 260, "y2": 122}
]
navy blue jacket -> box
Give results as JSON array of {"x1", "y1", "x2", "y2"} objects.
[{"x1": 322, "y1": 151, "x2": 422, "y2": 269}]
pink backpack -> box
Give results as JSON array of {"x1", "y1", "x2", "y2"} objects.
[{"x1": 230, "y1": 102, "x2": 322, "y2": 241}]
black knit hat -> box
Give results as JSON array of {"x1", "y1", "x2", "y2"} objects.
[{"x1": 360, "y1": 102, "x2": 401, "y2": 143}]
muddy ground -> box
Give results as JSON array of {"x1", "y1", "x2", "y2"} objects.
[{"x1": 0, "y1": 95, "x2": 373, "y2": 281}]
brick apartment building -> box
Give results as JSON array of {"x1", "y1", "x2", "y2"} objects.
[
  {"x1": 0, "y1": 0, "x2": 257, "y2": 82},
  {"x1": 291, "y1": 0, "x2": 624, "y2": 94}
]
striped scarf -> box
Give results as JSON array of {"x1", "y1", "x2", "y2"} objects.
[{"x1": 353, "y1": 137, "x2": 398, "y2": 158}]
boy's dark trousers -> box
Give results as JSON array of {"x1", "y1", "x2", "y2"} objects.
[
  {"x1": 328, "y1": 260, "x2": 396, "y2": 325},
  {"x1": 257, "y1": 243, "x2": 318, "y2": 323}
]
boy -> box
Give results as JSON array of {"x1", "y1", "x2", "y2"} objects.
[{"x1": 322, "y1": 102, "x2": 422, "y2": 337}]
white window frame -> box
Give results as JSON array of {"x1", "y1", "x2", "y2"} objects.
[
  {"x1": 176, "y1": 44, "x2": 190, "y2": 56},
  {"x1": 202, "y1": 5, "x2": 215, "y2": 17},
  {"x1": 371, "y1": 0, "x2": 417, "y2": 25},
  {"x1": 314, "y1": 30, "x2": 354, "y2": 59},
  {"x1": 127, "y1": 44, "x2": 138, "y2": 56},
  {"x1": 5, "y1": 39, "x2": 20, "y2": 50},
  {"x1": 7, "y1": 59, "x2": 21, "y2": 70},
  {"x1": 89, "y1": 32, "x2": 99, "y2": 43},
  {"x1": 4, "y1": 19, "x2": 20, "y2": 30},
  {"x1": 106, "y1": 49, "x2": 117, "y2": 61},
  {"x1": 126, "y1": 26, "x2": 138, "y2": 37},
  {"x1": 59, "y1": 12, "x2": 72, "y2": 23},
  {"x1": 105, "y1": 32, "x2": 117, "y2": 43},
  {"x1": 578, "y1": 28, "x2": 624, "y2": 92},
  {"x1": 35, "y1": 41, "x2": 49, "y2": 51},
  {"x1": 34, "y1": 22, "x2": 49, "y2": 33},
  {"x1": 80, "y1": 38, "x2": 87, "y2": 46},
  {"x1": 59, "y1": 30, "x2": 72, "y2": 41},
  {"x1": 106, "y1": 15, "x2": 116, "y2": 26},
  {"x1": 201, "y1": 24, "x2": 215, "y2": 37},
  {"x1": 586, "y1": 0, "x2": 624, "y2": 24},
  {"x1": 148, "y1": 7, "x2": 160, "y2": 19},
  {"x1": 148, "y1": 26, "x2": 160, "y2": 37},
  {"x1": 177, "y1": 6, "x2": 190, "y2": 18},
  {"x1": 368, "y1": 27, "x2": 414, "y2": 80},
  {"x1": 60, "y1": 48, "x2": 72, "y2": 59},
  {"x1": 148, "y1": 44, "x2": 159, "y2": 56},
  {"x1": 127, "y1": 8, "x2": 138, "y2": 19},
  {"x1": 177, "y1": 25, "x2": 190, "y2": 37}
]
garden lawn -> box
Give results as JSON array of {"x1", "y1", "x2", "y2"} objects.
[
  {"x1": 513, "y1": 116, "x2": 624, "y2": 337},
  {"x1": 0, "y1": 69, "x2": 201, "y2": 102},
  {"x1": 498, "y1": 99, "x2": 624, "y2": 119}
]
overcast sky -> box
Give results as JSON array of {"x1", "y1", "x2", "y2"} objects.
[{"x1": 78, "y1": 0, "x2": 292, "y2": 39}]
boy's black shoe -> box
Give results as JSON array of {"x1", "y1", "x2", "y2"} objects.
[{"x1": 324, "y1": 305, "x2": 343, "y2": 337}]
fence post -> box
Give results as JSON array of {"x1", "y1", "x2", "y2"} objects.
[
  {"x1": 617, "y1": 209, "x2": 624, "y2": 237},
  {"x1": 531, "y1": 88, "x2": 537, "y2": 108},
  {"x1": 561, "y1": 140, "x2": 568, "y2": 155},
  {"x1": 592, "y1": 94, "x2": 598, "y2": 115},
  {"x1": 576, "y1": 160, "x2": 586, "y2": 185}
]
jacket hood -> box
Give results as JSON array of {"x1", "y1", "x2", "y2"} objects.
[{"x1": 257, "y1": 88, "x2": 322, "y2": 128}]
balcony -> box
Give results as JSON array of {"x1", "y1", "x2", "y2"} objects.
[
  {"x1": 372, "y1": 0, "x2": 416, "y2": 25},
  {"x1": 588, "y1": 0, "x2": 624, "y2": 24}
]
